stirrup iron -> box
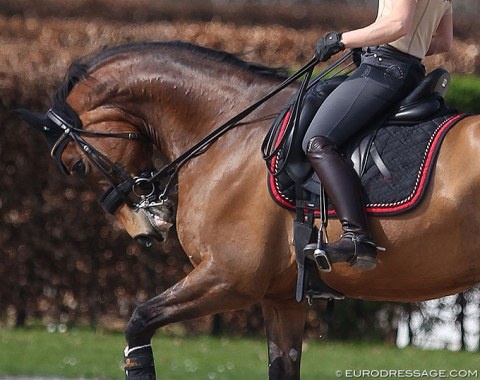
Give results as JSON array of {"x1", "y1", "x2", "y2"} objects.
[
  {"x1": 314, "y1": 246, "x2": 332, "y2": 272},
  {"x1": 303, "y1": 243, "x2": 331, "y2": 272},
  {"x1": 304, "y1": 189, "x2": 331, "y2": 273}
]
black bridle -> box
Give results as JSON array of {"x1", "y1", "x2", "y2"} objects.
[
  {"x1": 46, "y1": 53, "x2": 353, "y2": 216},
  {"x1": 46, "y1": 109, "x2": 159, "y2": 214}
]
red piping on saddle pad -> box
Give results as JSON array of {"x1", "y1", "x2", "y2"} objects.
[
  {"x1": 268, "y1": 109, "x2": 294, "y2": 210},
  {"x1": 268, "y1": 112, "x2": 467, "y2": 217},
  {"x1": 366, "y1": 112, "x2": 466, "y2": 215}
]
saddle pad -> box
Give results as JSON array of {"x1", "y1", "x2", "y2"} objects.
[{"x1": 268, "y1": 113, "x2": 467, "y2": 216}]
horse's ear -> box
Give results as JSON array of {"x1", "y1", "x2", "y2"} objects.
[
  {"x1": 15, "y1": 108, "x2": 65, "y2": 151},
  {"x1": 15, "y1": 109, "x2": 50, "y2": 134}
]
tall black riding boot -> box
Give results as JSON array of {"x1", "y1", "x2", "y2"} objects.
[{"x1": 306, "y1": 136, "x2": 377, "y2": 270}]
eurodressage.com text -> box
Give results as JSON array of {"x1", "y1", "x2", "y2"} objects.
[{"x1": 336, "y1": 369, "x2": 478, "y2": 378}]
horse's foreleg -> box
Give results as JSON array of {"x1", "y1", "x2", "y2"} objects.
[
  {"x1": 262, "y1": 298, "x2": 307, "y2": 380},
  {"x1": 123, "y1": 258, "x2": 261, "y2": 379}
]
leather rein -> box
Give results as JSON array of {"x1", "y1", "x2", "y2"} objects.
[{"x1": 47, "y1": 54, "x2": 351, "y2": 215}]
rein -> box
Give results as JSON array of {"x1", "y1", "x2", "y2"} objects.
[
  {"x1": 148, "y1": 57, "x2": 320, "y2": 199},
  {"x1": 48, "y1": 52, "x2": 353, "y2": 215},
  {"x1": 147, "y1": 51, "x2": 352, "y2": 199}
]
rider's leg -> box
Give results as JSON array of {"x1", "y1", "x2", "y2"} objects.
[
  {"x1": 301, "y1": 49, "x2": 425, "y2": 270},
  {"x1": 306, "y1": 135, "x2": 377, "y2": 270}
]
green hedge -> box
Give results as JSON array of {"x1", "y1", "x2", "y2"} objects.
[{"x1": 447, "y1": 75, "x2": 480, "y2": 114}]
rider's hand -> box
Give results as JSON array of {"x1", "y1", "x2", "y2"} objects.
[{"x1": 315, "y1": 32, "x2": 345, "y2": 62}]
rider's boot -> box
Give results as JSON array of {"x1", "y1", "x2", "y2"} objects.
[{"x1": 306, "y1": 136, "x2": 377, "y2": 270}]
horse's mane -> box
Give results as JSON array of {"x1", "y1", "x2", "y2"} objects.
[{"x1": 52, "y1": 40, "x2": 289, "y2": 117}]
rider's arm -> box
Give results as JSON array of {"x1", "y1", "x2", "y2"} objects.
[
  {"x1": 426, "y1": 10, "x2": 453, "y2": 56},
  {"x1": 340, "y1": 0, "x2": 416, "y2": 49}
]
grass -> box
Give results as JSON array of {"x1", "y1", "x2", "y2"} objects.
[{"x1": 0, "y1": 327, "x2": 478, "y2": 379}]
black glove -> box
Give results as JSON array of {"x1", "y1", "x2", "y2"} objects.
[{"x1": 315, "y1": 32, "x2": 345, "y2": 62}]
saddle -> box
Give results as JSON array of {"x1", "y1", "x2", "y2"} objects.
[
  {"x1": 265, "y1": 67, "x2": 464, "y2": 303},
  {"x1": 268, "y1": 67, "x2": 457, "y2": 216}
]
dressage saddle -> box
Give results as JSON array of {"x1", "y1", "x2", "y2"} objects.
[{"x1": 275, "y1": 67, "x2": 452, "y2": 199}]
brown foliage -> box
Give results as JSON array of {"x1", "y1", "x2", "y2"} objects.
[{"x1": 0, "y1": 1, "x2": 478, "y2": 335}]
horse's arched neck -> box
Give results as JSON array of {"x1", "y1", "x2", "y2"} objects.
[
  {"x1": 132, "y1": 66, "x2": 283, "y2": 162},
  {"x1": 69, "y1": 54, "x2": 285, "y2": 163}
]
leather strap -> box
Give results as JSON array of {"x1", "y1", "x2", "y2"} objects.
[{"x1": 370, "y1": 142, "x2": 392, "y2": 179}]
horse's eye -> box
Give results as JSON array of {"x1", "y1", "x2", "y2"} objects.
[{"x1": 71, "y1": 159, "x2": 88, "y2": 177}]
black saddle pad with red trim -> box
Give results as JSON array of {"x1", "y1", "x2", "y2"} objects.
[{"x1": 268, "y1": 112, "x2": 466, "y2": 216}]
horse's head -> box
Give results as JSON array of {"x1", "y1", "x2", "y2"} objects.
[
  {"x1": 16, "y1": 71, "x2": 175, "y2": 246},
  {"x1": 16, "y1": 41, "x2": 289, "y2": 247}
]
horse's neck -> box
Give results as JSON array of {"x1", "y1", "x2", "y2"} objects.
[{"x1": 144, "y1": 70, "x2": 284, "y2": 161}]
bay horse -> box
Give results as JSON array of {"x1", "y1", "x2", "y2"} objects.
[{"x1": 18, "y1": 41, "x2": 480, "y2": 379}]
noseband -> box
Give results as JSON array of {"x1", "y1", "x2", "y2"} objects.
[{"x1": 46, "y1": 109, "x2": 165, "y2": 215}]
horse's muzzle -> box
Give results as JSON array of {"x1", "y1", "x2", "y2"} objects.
[
  {"x1": 133, "y1": 210, "x2": 173, "y2": 247},
  {"x1": 116, "y1": 201, "x2": 174, "y2": 247}
]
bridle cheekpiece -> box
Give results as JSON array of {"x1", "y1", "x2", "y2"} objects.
[{"x1": 45, "y1": 108, "x2": 167, "y2": 215}]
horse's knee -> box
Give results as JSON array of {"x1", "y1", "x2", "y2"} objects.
[{"x1": 125, "y1": 304, "x2": 150, "y2": 345}]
